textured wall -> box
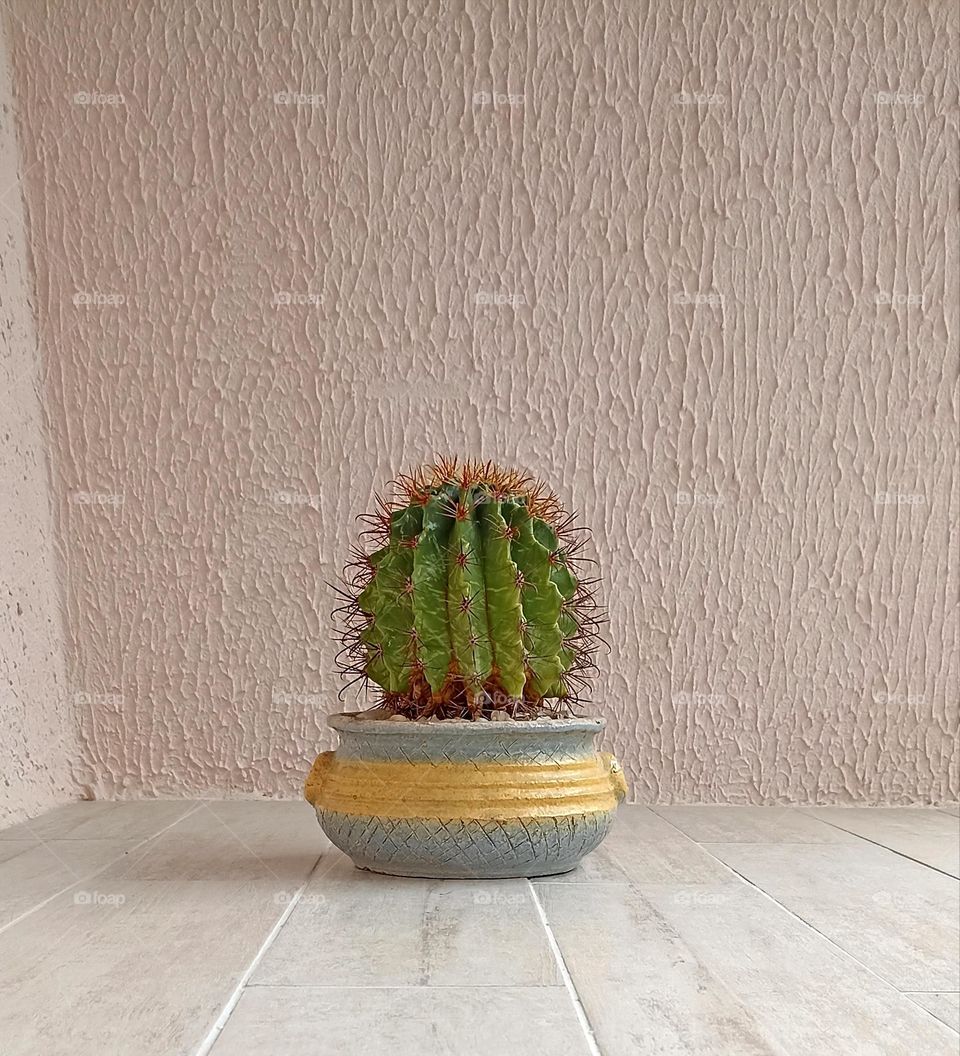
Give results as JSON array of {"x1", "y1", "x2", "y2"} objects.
[
  {"x1": 7, "y1": 0, "x2": 958, "y2": 804},
  {"x1": 0, "y1": 15, "x2": 77, "y2": 825}
]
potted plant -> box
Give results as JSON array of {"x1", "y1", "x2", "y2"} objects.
[{"x1": 306, "y1": 458, "x2": 627, "y2": 878}]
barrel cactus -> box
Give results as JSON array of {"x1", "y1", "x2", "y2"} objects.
[{"x1": 335, "y1": 458, "x2": 604, "y2": 719}]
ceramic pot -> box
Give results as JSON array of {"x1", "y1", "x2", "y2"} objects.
[{"x1": 305, "y1": 713, "x2": 627, "y2": 879}]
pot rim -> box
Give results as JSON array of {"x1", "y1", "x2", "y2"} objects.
[{"x1": 327, "y1": 711, "x2": 605, "y2": 735}]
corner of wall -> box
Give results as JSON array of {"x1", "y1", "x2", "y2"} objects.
[{"x1": 0, "y1": 11, "x2": 82, "y2": 826}]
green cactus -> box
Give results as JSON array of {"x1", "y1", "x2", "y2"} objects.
[{"x1": 337, "y1": 459, "x2": 602, "y2": 719}]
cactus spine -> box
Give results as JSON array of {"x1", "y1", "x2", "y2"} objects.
[{"x1": 337, "y1": 460, "x2": 602, "y2": 719}]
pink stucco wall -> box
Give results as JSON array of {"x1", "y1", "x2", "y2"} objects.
[{"x1": 4, "y1": 0, "x2": 958, "y2": 805}]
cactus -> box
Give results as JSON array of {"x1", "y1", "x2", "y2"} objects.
[{"x1": 336, "y1": 459, "x2": 603, "y2": 719}]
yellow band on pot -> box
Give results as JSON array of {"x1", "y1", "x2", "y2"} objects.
[{"x1": 305, "y1": 752, "x2": 626, "y2": 820}]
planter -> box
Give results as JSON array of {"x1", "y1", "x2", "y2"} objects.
[{"x1": 305, "y1": 712, "x2": 627, "y2": 878}]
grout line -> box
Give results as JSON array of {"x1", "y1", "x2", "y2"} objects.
[
  {"x1": 0, "y1": 802, "x2": 204, "y2": 936},
  {"x1": 901, "y1": 993, "x2": 960, "y2": 1036},
  {"x1": 533, "y1": 880, "x2": 631, "y2": 887},
  {"x1": 795, "y1": 809, "x2": 959, "y2": 880},
  {"x1": 527, "y1": 880, "x2": 604, "y2": 1056},
  {"x1": 193, "y1": 853, "x2": 325, "y2": 1056},
  {"x1": 247, "y1": 983, "x2": 573, "y2": 990},
  {"x1": 648, "y1": 805, "x2": 959, "y2": 879},
  {"x1": 649, "y1": 811, "x2": 950, "y2": 998}
]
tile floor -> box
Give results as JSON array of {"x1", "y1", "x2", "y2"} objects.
[{"x1": 0, "y1": 801, "x2": 956, "y2": 1055}]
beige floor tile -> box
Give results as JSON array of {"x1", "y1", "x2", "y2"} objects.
[
  {"x1": 252, "y1": 852, "x2": 559, "y2": 987},
  {"x1": 2, "y1": 800, "x2": 954, "y2": 1055},
  {"x1": 539, "y1": 840, "x2": 633, "y2": 884},
  {"x1": 548, "y1": 806, "x2": 732, "y2": 885},
  {"x1": 705, "y1": 841, "x2": 959, "y2": 991},
  {"x1": 99, "y1": 800, "x2": 324, "y2": 884},
  {"x1": 653, "y1": 805, "x2": 855, "y2": 843},
  {"x1": 803, "y1": 807, "x2": 959, "y2": 876},
  {"x1": 0, "y1": 839, "x2": 141, "y2": 928},
  {"x1": 0, "y1": 878, "x2": 296, "y2": 1056},
  {"x1": 0, "y1": 800, "x2": 198, "y2": 842},
  {"x1": 535, "y1": 881, "x2": 779, "y2": 1055},
  {"x1": 0, "y1": 803, "x2": 111, "y2": 841},
  {"x1": 208, "y1": 985, "x2": 592, "y2": 1056},
  {"x1": 608, "y1": 806, "x2": 734, "y2": 883},
  {"x1": 0, "y1": 840, "x2": 36, "y2": 864},
  {"x1": 538, "y1": 881, "x2": 957, "y2": 1055},
  {"x1": 905, "y1": 992, "x2": 960, "y2": 1032}
]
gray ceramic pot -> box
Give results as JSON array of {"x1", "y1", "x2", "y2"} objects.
[{"x1": 305, "y1": 713, "x2": 627, "y2": 879}]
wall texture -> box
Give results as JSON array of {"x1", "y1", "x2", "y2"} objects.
[
  {"x1": 7, "y1": 0, "x2": 958, "y2": 804},
  {"x1": 0, "y1": 15, "x2": 77, "y2": 825}
]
